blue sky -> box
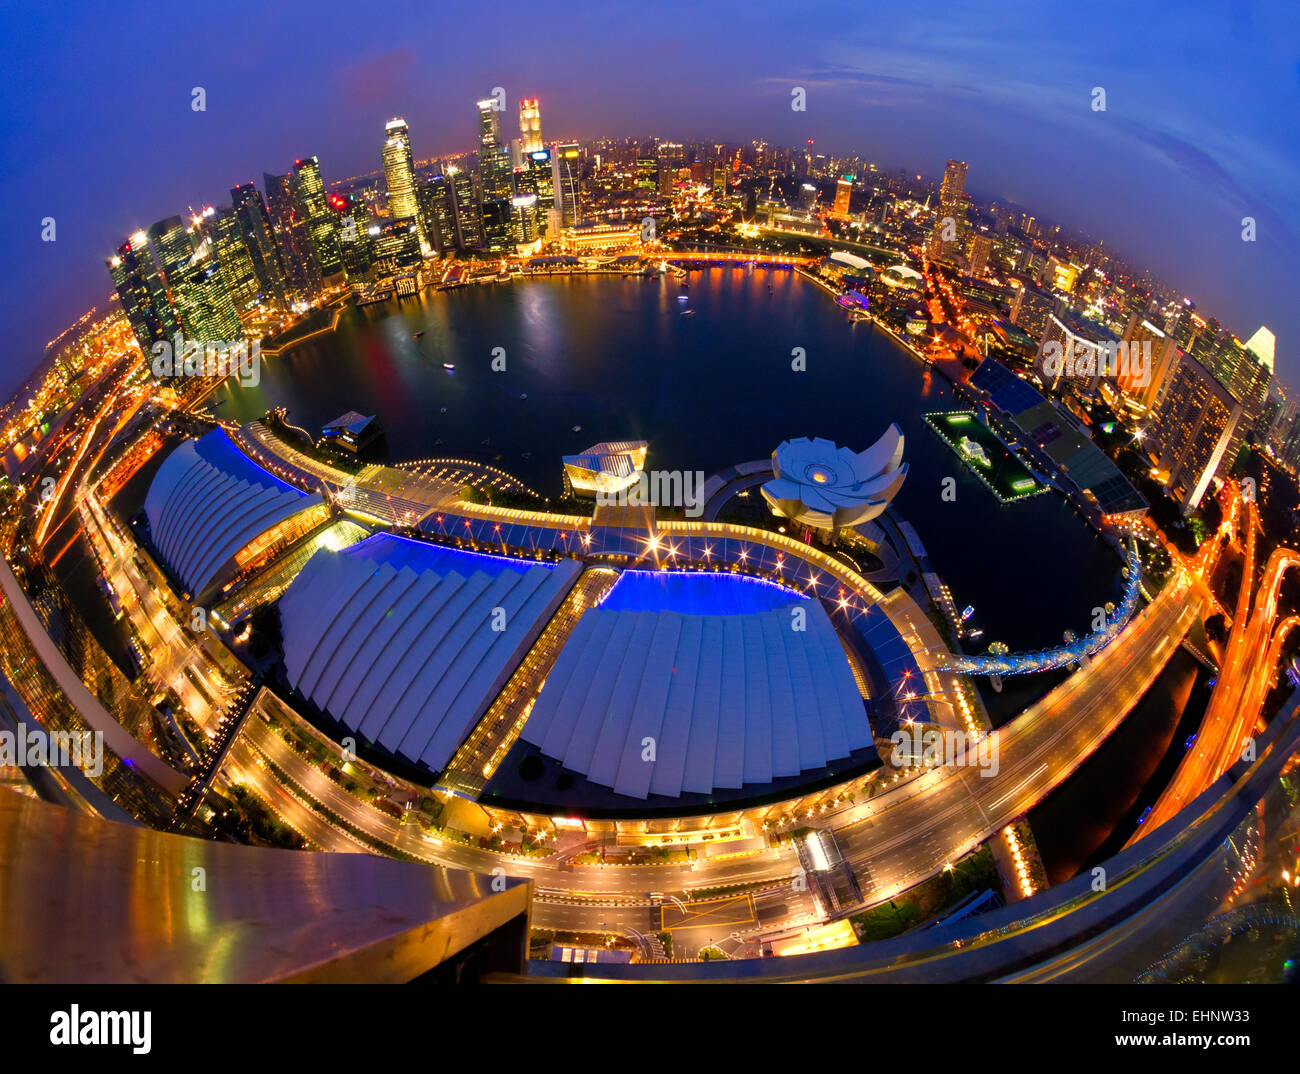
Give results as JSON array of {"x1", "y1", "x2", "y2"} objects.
[{"x1": 1, "y1": 0, "x2": 1296, "y2": 398}]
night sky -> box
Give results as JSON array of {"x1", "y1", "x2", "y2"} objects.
[{"x1": 1, "y1": 0, "x2": 1296, "y2": 399}]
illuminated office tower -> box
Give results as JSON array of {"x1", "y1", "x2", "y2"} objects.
[
  {"x1": 526, "y1": 149, "x2": 554, "y2": 216},
  {"x1": 657, "y1": 142, "x2": 683, "y2": 196},
  {"x1": 334, "y1": 194, "x2": 374, "y2": 278},
  {"x1": 1150, "y1": 354, "x2": 1242, "y2": 513},
  {"x1": 833, "y1": 176, "x2": 853, "y2": 217},
  {"x1": 931, "y1": 158, "x2": 968, "y2": 262},
  {"x1": 477, "y1": 99, "x2": 512, "y2": 200},
  {"x1": 417, "y1": 174, "x2": 458, "y2": 254},
  {"x1": 966, "y1": 233, "x2": 994, "y2": 277},
  {"x1": 1120, "y1": 312, "x2": 1180, "y2": 410},
  {"x1": 451, "y1": 171, "x2": 484, "y2": 249},
  {"x1": 511, "y1": 193, "x2": 539, "y2": 246},
  {"x1": 369, "y1": 217, "x2": 422, "y2": 271},
  {"x1": 231, "y1": 182, "x2": 290, "y2": 307},
  {"x1": 712, "y1": 164, "x2": 728, "y2": 197},
  {"x1": 382, "y1": 118, "x2": 428, "y2": 253},
  {"x1": 107, "y1": 233, "x2": 180, "y2": 352},
  {"x1": 480, "y1": 197, "x2": 513, "y2": 253},
  {"x1": 168, "y1": 229, "x2": 242, "y2": 344},
  {"x1": 145, "y1": 215, "x2": 195, "y2": 285},
  {"x1": 146, "y1": 214, "x2": 239, "y2": 341},
  {"x1": 263, "y1": 171, "x2": 322, "y2": 299},
  {"x1": 204, "y1": 206, "x2": 262, "y2": 314},
  {"x1": 291, "y1": 157, "x2": 344, "y2": 282},
  {"x1": 552, "y1": 143, "x2": 581, "y2": 228},
  {"x1": 518, "y1": 98, "x2": 542, "y2": 154},
  {"x1": 635, "y1": 158, "x2": 657, "y2": 192}
]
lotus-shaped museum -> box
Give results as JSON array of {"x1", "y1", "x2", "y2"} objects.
[{"x1": 761, "y1": 426, "x2": 908, "y2": 531}]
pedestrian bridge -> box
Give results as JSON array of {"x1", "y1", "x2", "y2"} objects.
[{"x1": 937, "y1": 540, "x2": 1141, "y2": 676}]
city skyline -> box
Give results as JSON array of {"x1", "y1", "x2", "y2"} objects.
[{"x1": 2, "y1": 0, "x2": 1297, "y2": 399}]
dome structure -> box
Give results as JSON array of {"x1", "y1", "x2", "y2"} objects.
[{"x1": 761, "y1": 427, "x2": 907, "y2": 531}]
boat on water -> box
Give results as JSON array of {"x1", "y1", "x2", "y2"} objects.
[
  {"x1": 443, "y1": 362, "x2": 455, "y2": 371},
  {"x1": 680, "y1": 309, "x2": 695, "y2": 316},
  {"x1": 414, "y1": 330, "x2": 425, "y2": 339}
]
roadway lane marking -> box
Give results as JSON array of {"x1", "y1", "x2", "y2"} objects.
[{"x1": 989, "y1": 762, "x2": 1049, "y2": 810}]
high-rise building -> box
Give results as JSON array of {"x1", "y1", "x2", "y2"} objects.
[
  {"x1": 335, "y1": 195, "x2": 374, "y2": 278},
  {"x1": 107, "y1": 233, "x2": 179, "y2": 352},
  {"x1": 382, "y1": 118, "x2": 428, "y2": 253},
  {"x1": 1150, "y1": 354, "x2": 1242, "y2": 513},
  {"x1": 173, "y1": 243, "x2": 242, "y2": 343},
  {"x1": 231, "y1": 182, "x2": 290, "y2": 307},
  {"x1": 369, "y1": 217, "x2": 422, "y2": 271},
  {"x1": 203, "y1": 206, "x2": 262, "y2": 315},
  {"x1": 291, "y1": 157, "x2": 344, "y2": 282},
  {"x1": 552, "y1": 143, "x2": 581, "y2": 229},
  {"x1": 636, "y1": 158, "x2": 657, "y2": 192},
  {"x1": 518, "y1": 98, "x2": 542, "y2": 155},
  {"x1": 832, "y1": 177, "x2": 853, "y2": 217},
  {"x1": 526, "y1": 149, "x2": 554, "y2": 220},
  {"x1": 931, "y1": 159, "x2": 968, "y2": 262},
  {"x1": 480, "y1": 197, "x2": 514, "y2": 253},
  {"x1": 146, "y1": 215, "x2": 239, "y2": 343},
  {"x1": 1010, "y1": 284, "x2": 1057, "y2": 338},
  {"x1": 417, "y1": 174, "x2": 458, "y2": 254},
  {"x1": 451, "y1": 171, "x2": 483, "y2": 249},
  {"x1": 712, "y1": 165, "x2": 728, "y2": 197},
  {"x1": 966, "y1": 233, "x2": 994, "y2": 277},
  {"x1": 477, "y1": 99, "x2": 512, "y2": 200},
  {"x1": 511, "y1": 193, "x2": 539, "y2": 247},
  {"x1": 657, "y1": 142, "x2": 683, "y2": 196},
  {"x1": 1120, "y1": 313, "x2": 1180, "y2": 411},
  {"x1": 145, "y1": 215, "x2": 195, "y2": 286},
  {"x1": 263, "y1": 171, "x2": 322, "y2": 299}
]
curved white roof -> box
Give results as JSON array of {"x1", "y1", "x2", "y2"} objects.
[
  {"x1": 521, "y1": 599, "x2": 870, "y2": 799},
  {"x1": 278, "y1": 538, "x2": 581, "y2": 773},
  {"x1": 144, "y1": 430, "x2": 323, "y2": 598},
  {"x1": 761, "y1": 427, "x2": 908, "y2": 531}
]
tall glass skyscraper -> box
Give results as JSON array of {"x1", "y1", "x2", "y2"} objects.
[
  {"x1": 451, "y1": 170, "x2": 484, "y2": 249},
  {"x1": 518, "y1": 98, "x2": 542, "y2": 154},
  {"x1": 291, "y1": 157, "x2": 344, "y2": 282},
  {"x1": 477, "y1": 99, "x2": 512, "y2": 201},
  {"x1": 382, "y1": 118, "x2": 428, "y2": 253},
  {"x1": 551, "y1": 143, "x2": 581, "y2": 228},
  {"x1": 231, "y1": 182, "x2": 291, "y2": 307},
  {"x1": 263, "y1": 171, "x2": 322, "y2": 299},
  {"x1": 204, "y1": 206, "x2": 262, "y2": 314},
  {"x1": 107, "y1": 233, "x2": 179, "y2": 352},
  {"x1": 417, "y1": 174, "x2": 458, "y2": 254}
]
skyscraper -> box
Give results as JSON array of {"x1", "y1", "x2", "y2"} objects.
[
  {"x1": 477, "y1": 99, "x2": 512, "y2": 200},
  {"x1": 417, "y1": 174, "x2": 458, "y2": 254},
  {"x1": 263, "y1": 171, "x2": 322, "y2": 300},
  {"x1": 552, "y1": 143, "x2": 581, "y2": 229},
  {"x1": 518, "y1": 98, "x2": 542, "y2": 155},
  {"x1": 382, "y1": 118, "x2": 428, "y2": 253},
  {"x1": 145, "y1": 215, "x2": 239, "y2": 343},
  {"x1": 231, "y1": 182, "x2": 290, "y2": 307},
  {"x1": 833, "y1": 177, "x2": 853, "y2": 217},
  {"x1": 1150, "y1": 354, "x2": 1242, "y2": 513},
  {"x1": 931, "y1": 159, "x2": 968, "y2": 263},
  {"x1": 291, "y1": 157, "x2": 344, "y2": 282},
  {"x1": 480, "y1": 197, "x2": 513, "y2": 253},
  {"x1": 204, "y1": 206, "x2": 262, "y2": 314},
  {"x1": 451, "y1": 171, "x2": 483, "y2": 250},
  {"x1": 107, "y1": 233, "x2": 179, "y2": 352}
]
